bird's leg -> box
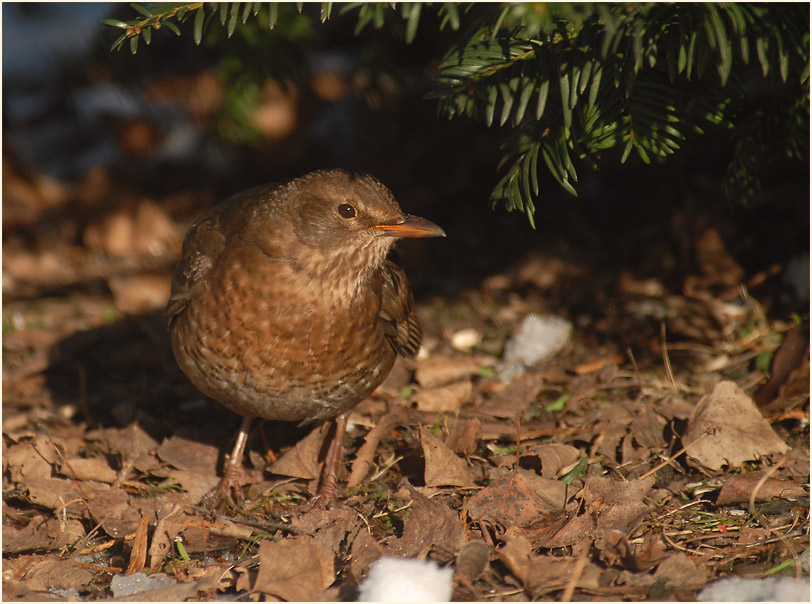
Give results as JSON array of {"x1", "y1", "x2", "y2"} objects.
[
  {"x1": 302, "y1": 412, "x2": 349, "y2": 510},
  {"x1": 205, "y1": 415, "x2": 253, "y2": 509}
]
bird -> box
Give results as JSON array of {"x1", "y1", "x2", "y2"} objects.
[{"x1": 166, "y1": 169, "x2": 445, "y2": 506}]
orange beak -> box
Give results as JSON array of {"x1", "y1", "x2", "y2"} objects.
[{"x1": 372, "y1": 214, "x2": 446, "y2": 238}]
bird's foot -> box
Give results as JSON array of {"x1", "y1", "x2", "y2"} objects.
[
  {"x1": 202, "y1": 461, "x2": 248, "y2": 511},
  {"x1": 297, "y1": 480, "x2": 340, "y2": 512}
]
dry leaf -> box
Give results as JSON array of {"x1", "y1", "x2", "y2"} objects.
[
  {"x1": 654, "y1": 395, "x2": 695, "y2": 420},
  {"x1": 497, "y1": 534, "x2": 534, "y2": 584},
  {"x1": 498, "y1": 534, "x2": 600, "y2": 596},
  {"x1": 445, "y1": 417, "x2": 481, "y2": 456},
  {"x1": 85, "y1": 484, "x2": 142, "y2": 539},
  {"x1": 83, "y1": 199, "x2": 178, "y2": 257},
  {"x1": 253, "y1": 537, "x2": 335, "y2": 601},
  {"x1": 503, "y1": 515, "x2": 569, "y2": 549},
  {"x1": 3, "y1": 515, "x2": 85, "y2": 555},
  {"x1": 478, "y1": 373, "x2": 546, "y2": 418},
  {"x1": 97, "y1": 422, "x2": 161, "y2": 460},
  {"x1": 413, "y1": 381, "x2": 472, "y2": 412},
  {"x1": 716, "y1": 473, "x2": 806, "y2": 505},
  {"x1": 582, "y1": 475, "x2": 655, "y2": 513},
  {"x1": 20, "y1": 477, "x2": 89, "y2": 514},
  {"x1": 629, "y1": 404, "x2": 667, "y2": 449},
  {"x1": 529, "y1": 443, "x2": 581, "y2": 479},
  {"x1": 694, "y1": 227, "x2": 744, "y2": 287},
  {"x1": 109, "y1": 274, "x2": 172, "y2": 314},
  {"x1": 465, "y1": 470, "x2": 571, "y2": 527},
  {"x1": 535, "y1": 513, "x2": 596, "y2": 549},
  {"x1": 415, "y1": 356, "x2": 493, "y2": 389},
  {"x1": 57, "y1": 457, "x2": 117, "y2": 484},
  {"x1": 455, "y1": 541, "x2": 491, "y2": 581},
  {"x1": 126, "y1": 515, "x2": 150, "y2": 575},
  {"x1": 269, "y1": 423, "x2": 328, "y2": 481},
  {"x1": 156, "y1": 432, "x2": 220, "y2": 474},
  {"x1": 5, "y1": 442, "x2": 53, "y2": 482},
  {"x1": 148, "y1": 505, "x2": 185, "y2": 569},
  {"x1": 349, "y1": 529, "x2": 383, "y2": 580},
  {"x1": 683, "y1": 380, "x2": 790, "y2": 470},
  {"x1": 594, "y1": 503, "x2": 649, "y2": 562},
  {"x1": 755, "y1": 327, "x2": 809, "y2": 406},
  {"x1": 294, "y1": 507, "x2": 360, "y2": 560},
  {"x1": 388, "y1": 484, "x2": 467, "y2": 559},
  {"x1": 17, "y1": 557, "x2": 95, "y2": 593},
  {"x1": 420, "y1": 426, "x2": 476, "y2": 488},
  {"x1": 652, "y1": 552, "x2": 708, "y2": 589}
]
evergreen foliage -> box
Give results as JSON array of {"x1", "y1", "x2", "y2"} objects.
[{"x1": 104, "y1": 2, "x2": 809, "y2": 225}]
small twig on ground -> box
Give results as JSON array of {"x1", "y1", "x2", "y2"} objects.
[
  {"x1": 749, "y1": 454, "x2": 788, "y2": 527},
  {"x1": 626, "y1": 347, "x2": 644, "y2": 392},
  {"x1": 660, "y1": 322, "x2": 678, "y2": 393},
  {"x1": 347, "y1": 407, "x2": 407, "y2": 489}
]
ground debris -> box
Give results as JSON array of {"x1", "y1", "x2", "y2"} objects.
[{"x1": 3, "y1": 129, "x2": 808, "y2": 601}]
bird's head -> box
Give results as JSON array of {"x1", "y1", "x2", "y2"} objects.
[{"x1": 287, "y1": 170, "x2": 445, "y2": 275}]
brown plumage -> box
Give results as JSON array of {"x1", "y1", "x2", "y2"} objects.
[{"x1": 166, "y1": 169, "x2": 444, "y2": 505}]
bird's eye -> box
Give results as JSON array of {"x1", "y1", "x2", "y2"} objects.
[{"x1": 337, "y1": 203, "x2": 356, "y2": 219}]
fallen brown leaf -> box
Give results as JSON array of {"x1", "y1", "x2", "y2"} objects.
[
  {"x1": 84, "y1": 483, "x2": 142, "y2": 539},
  {"x1": 109, "y1": 273, "x2": 172, "y2": 315},
  {"x1": 148, "y1": 504, "x2": 185, "y2": 568},
  {"x1": 5, "y1": 441, "x2": 54, "y2": 482},
  {"x1": 445, "y1": 417, "x2": 481, "y2": 456},
  {"x1": 15, "y1": 556, "x2": 95, "y2": 593},
  {"x1": 413, "y1": 380, "x2": 472, "y2": 412},
  {"x1": 455, "y1": 540, "x2": 491, "y2": 581},
  {"x1": 420, "y1": 426, "x2": 476, "y2": 488},
  {"x1": 2, "y1": 515, "x2": 85, "y2": 555},
  {"x1": 594, "y1": 503, "x2": 650, "y2": 563},
  {"x1": 348, "y1": 529, "x2": 383, "y2": 581},
  {"x1": 629, "y1": 402, "x2": 667, "y2": 449},
  {"x1": 269, "y1": 423, "x2": 328, "y2": 481},
  {"x1": 528, "y1": 443, "x2": 581, "y2": 479},
  {"x1": 477, "y1": 374, "x2": 546, "y2": 419},
  {"x1": 156, "y1": 432, "x2": 220, "y2": 475},
  {"x1": 683, "y1": 380, "x2": 790, "y2": 471},
  {"x1": 535, "y1": 513, "x2": 596, "y2": 549},
  {"x1": 716, "y1": 472, "x2": 807, "y2": 505},
  {"x1": 465, "y1": 469, "x2": 572, "y2": 527},
  {"x1": 651, "y1": 552, "x2": 708, "y2": 590},
  {"x1": 415, "y1": 356, "x2": 494, "y2": 389},
  {"x1": 253, "y1": 537, "x2": 335, "y2": 601},
  {"x1": 388, "y1": 483, "x2": 467, "y2": 559},
  {"x1": 57, "y1": 457, "x2": 118, "y2": 484},
  {"x1": 582, "y1": 475, "x2": 655, "y2": 513},
  {"x1": 126, "y1": 515, "x2": 150, "y2": 575},
  {"x1": 498, "y1": 534, "x2": 601, "y2": 596}
]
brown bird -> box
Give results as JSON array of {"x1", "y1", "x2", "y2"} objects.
[{"x1": 166, "y1": 169, "x2": 445, "y2": 506}]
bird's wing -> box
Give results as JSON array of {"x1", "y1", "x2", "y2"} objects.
[
  {"x1": 166, "y1": 184, "x2": 282, "y2": 328},
  {"x1": 379, "y1": 256, "x2": 422, "y2": 359},
  {"x1": 165, "y1": 211, "x2": 227, "y2": 328}
]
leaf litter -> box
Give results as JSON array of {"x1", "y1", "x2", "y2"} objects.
[{"x1": 3, "y1": 167, "x2": 809, "y2": 602}]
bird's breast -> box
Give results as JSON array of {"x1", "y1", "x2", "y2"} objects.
[{"x1": 170, "y1": 244, "x2": 396, "y2": 423}]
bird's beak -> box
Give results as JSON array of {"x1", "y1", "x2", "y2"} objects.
[{"x1": 371, "y1": 214, "x2": 446, "y2": 238}]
